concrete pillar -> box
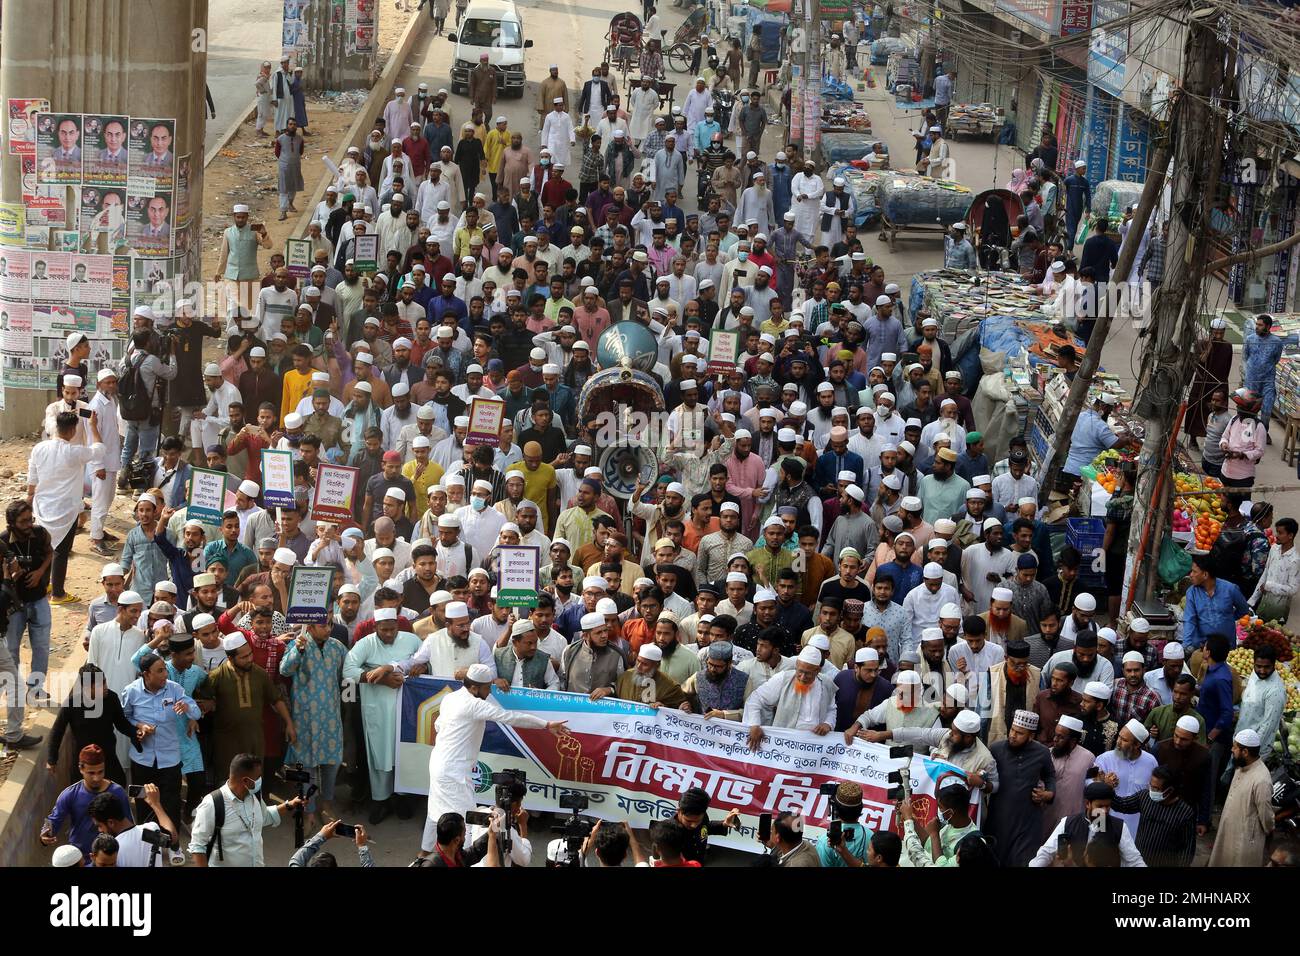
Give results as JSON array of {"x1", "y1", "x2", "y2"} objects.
[
  {"x1": 0, "y1": 0, "x2": 208, "y2": 437},
  {"x1": 299, "y1": 0, "x2": 376, "y2": 93}
]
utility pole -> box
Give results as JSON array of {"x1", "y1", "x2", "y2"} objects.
[{"x1": 1121, "y1": 7, "x2": 1228, "y2": 604}]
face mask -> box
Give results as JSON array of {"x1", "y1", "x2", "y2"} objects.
[
  {"x1": 246, "y1": 776, "x2": 262, "y2": 795},
  {"x1": 1147, "y1": 788, "x2": 1166, "y2": 803},
  {"x1": 472, "y1": 497, "x2": 487, "y2": 512},
  {"x1": 738, "y1": 251, "x2": 748, "y2": 261},
  {"x1": 876, "y1": 405, "x2": 891, "y2": 419},
  {"x1": 541, "y1": 159, "x2": 550, "y2": 167}
]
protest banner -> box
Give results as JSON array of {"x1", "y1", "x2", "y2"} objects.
[
  {"x1": 310, "y1": 462, "x2": 359, "y2": 522},
  {"x1": 495, "y1": 546, "x2": 540, "y2": 608},
  {"x1": 286, "y1": 565, "x2": 335, "y2": 624},
  {"x1": 465, "y1": 396, "x2": 505, "y2": 447},
  {"x1": 285, "y1": 237, "x2": 312, "y2": 280},
  {"x1": 260, "y1": 448, "x2": 297, "y2": 510},
  {"x1": 707, "y1": 329, "x2": 740, "y2": 376},
  {"x1": 352, "y1": 234, "x2": 378, "y2": 273},
  {"x1": 186, "y1": 467, "x2": 229, "y2": 524},
  {"x1": 395, "y1": 679, "x2": 979, "y2": 853}
]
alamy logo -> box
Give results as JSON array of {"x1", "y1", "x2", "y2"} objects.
[
  {"x1": 49, "y1": 888, "x2": 152, "y2": 936},
  {"x1": 1237, "y1": 158, "x2": 1257, "y2": 185}
]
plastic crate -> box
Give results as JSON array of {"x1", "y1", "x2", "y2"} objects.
[{"x1": 1067, "y1": 517, "x2": 1107, "y2": 586}]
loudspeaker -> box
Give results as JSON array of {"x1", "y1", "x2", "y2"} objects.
[{"x1": 598, "y1": 441, "x2": 658, "y2": 499}]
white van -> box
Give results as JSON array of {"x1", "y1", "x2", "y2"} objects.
[{"x1": 448, "y1": 1, "x2": 532, "y2": 98}]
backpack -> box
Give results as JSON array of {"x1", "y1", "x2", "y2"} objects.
[
  {"x1": 117, "y1": 352, "x2": 155, "y2": 422},
  {"x1": 203, "y1": 790, "x2": 226, "y2": 862}
]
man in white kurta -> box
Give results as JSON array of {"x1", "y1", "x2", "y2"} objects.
[
  {"x1": 790, "y1": 164, "x2": 825, "y2": 238},
  {"x1": 736, "y1": 176, "x2": 776, "y2": 236},
  {"x1": 86, "y1": 591, "x2": 147, "y2": 769},
  {"x1": 88, "y1": 369, "x2": 121, "y2": 553},
  {"x1": 742, "y1": 648, "x2": 837, "y2": 747},
  {"x1": 960, "y1": 521, "x2": 1019, "y2": 612},
  {"x1": 1208, "y1": 729, "x2": 1275, "y2": 867},
  {"x1": 382, "y1": 89, "x2": 413, "y2": 140},
  {"x1": 342, "y1": 610, "x2": 423, "y2": 805},
  {"x1": 1093, "y1": 719, "x2": 1158, "y2": 840},
  {"x1": 420, "y1": 663, "x2": 563, "y2": 853},
  {"x1": 29, "y1": 412, "x2": 104, "y2": 557},
  {"x1": 628, "y1": 79, "x2": 659, "y2": 144},
  {"x1": 191, "y1": 363, "x2": 243, "y2": 455},
  {"x1": 455, "y1": 487, "x2": 507, "y2": 564},
  {"x1": 540, "y1": 101, "x2": 575, "y2": 169},
  {"x1": 395, "y1": 601, "x2": 494, "y2": 679}
]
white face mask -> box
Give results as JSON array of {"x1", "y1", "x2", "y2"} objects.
[
  {"x1": 876, "y1": 405, "x2": 892, "y2": 419},
  {"x1": 1147, "y1": 788, "x2": 1166, "y2": 803}
]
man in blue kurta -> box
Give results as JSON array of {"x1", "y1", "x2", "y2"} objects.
[
  {"x1": 1182, "y1": 554, "x2": 1251, "y2": 652},
  {"x1": 1061, "y1": 160, "x2": 1092, "y2": 252},
  {"x1": 130, "y1": 633, "x2": 209, "y2": 819},
  {"x1": 1242, "y1": 314, "x2": 1285, "y2": 438}
]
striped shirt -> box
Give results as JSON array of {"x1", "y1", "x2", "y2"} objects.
[{"x1": 1109, "y1": 790, "x2": 1196, "y2": 867}]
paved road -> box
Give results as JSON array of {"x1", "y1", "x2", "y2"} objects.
[{"x1": 205, "y1": 0, "x2": 287, "y2": 144}]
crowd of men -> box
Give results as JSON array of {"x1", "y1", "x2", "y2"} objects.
[{"x1": 8, "y1": 15, "x2": 1299, "y2": 869}]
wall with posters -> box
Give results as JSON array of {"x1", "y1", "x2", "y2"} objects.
[{"x1": 292, "y1": 0, "x2": 376, "y2": 93}]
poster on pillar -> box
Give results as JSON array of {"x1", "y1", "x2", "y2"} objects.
[
  {"x1": 0, "y1": 250, "x2": 30, "y2": 299},
  {"x1": 79, "y1": 187, "x2": 129, "y2": 255},
  {"x1": 68, "y1": 255, "x2": 114, "y2": 309},
  {"x1": 82, "y1": 115, "x2": 131, "y2": 188},
  {"x1": 283, "y1": 0, "x2": 311, "y2": 59},
  {"x1": 347, "y1": 0, "x2": 376, "y2": 55},
  {"x1": 7, "y1": 98, "x2": 49, "y2": 156},
  {"x1": 21, "y1": 156, "x2": 66, "y2": 229},
  {"x1": 128, "y1": 118, "x2": 176, "y2": 193},
  {"x1": 30, "y1": 252, "x2": 70, "y2": 305},
  {"x1": 35, "y1": 113, "x2": 84, "y2": 186},
  {"x1": 128, "y1": 192, "x2": 174, "y2": 258}
]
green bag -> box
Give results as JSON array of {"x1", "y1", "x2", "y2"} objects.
[{"x1": 1158, "y1": 534, "x2": 1193, "y2": 586}]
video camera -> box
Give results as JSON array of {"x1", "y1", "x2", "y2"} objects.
[
  {"x1": 282, "y1": 767, "x2": 312, "y2": 785},
  {"x1": 817, "y1": 782, "x2": 844, "y2": 845},
  {"x1": 281, "y1": 763, "x2": 318, "y2": 850},
  {"x1": 140, "y1": 827, "x2": 172, "y2": 848},
  {"x1": 551, "y1": 790, "x2": 595, "y2": 868},
  {"x1": 886, "y1": 744, "x2": 914, "y2": 802}
]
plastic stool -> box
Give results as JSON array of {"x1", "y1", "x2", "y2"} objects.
[{"x1": 1283, "y1": 413, "x2": 1300, "y2": 466}]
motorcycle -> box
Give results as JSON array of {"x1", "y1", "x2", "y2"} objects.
[{"x1": 1268, "y1": 722, "x2": 1300, "y2": 836}]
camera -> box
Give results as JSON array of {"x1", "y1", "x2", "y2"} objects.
[
  {"x1": 335, "y1": 823, "x2": 357, "y2": 838},
  {"x1": 465, "y1": 810, "x2": 493, "y2": 827},
  {"x1": 127, "y1": 784, "x2": 145, "y2": 799},
  {"x1": 282, "y1": 766, "x2": 312, "y2": 784},
  {"x1": 141, "y1": 827, "x2": 172, "y2": 848},
  {"x1": 551, "y1": 789, "x2": 595, "y2": 868},
  {"x1": 558, "y1": 792, "x2": 589, "y2": 812}
]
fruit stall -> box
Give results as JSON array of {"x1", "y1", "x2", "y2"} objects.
[{"x1": 1229, "y1": 618, "x2": 1300, "y2": 718}]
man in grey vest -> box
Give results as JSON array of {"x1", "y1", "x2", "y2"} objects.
[
  {"x1": 493, "y1": 619, "x2": 559, "y2": 690},
  {"x1": 214, "y1": 203, "x2": 270, "y2": 318}
]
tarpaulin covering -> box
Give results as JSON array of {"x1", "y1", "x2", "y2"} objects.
[
  {"x1": 877, "y1": 175, "x2": 973, "y2": 226},
  {"x1": 829, "y1": 163, "x2": 883, "y2": 228}
]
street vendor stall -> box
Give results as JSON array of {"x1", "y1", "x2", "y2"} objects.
[
  {"x1": 945, "y1": 102, "x2": 1004, "y2": 139},
  {"x1": 829, "y1": 164, "x2": 884, "y2": 229}
]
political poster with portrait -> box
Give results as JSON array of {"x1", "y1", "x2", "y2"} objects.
[
  {"x1": 68, "y1": 254, "x2": 112, "y2": 308},
  {"x1": 175, "y1": 154, "x2": 192, "y2": 226},
  {"x1": 0, "y1": 249, "x2": 30, "y2": 300},
  {"x1": 81, "y1": 114, "x2": 130, "y2": 188},
  {"x1": 35, "y1": 112, "x2": 83, "y2": 185},
  {"x1": 8, "y1": 97, "x2": 49, "y2": 156},
  {"x1": 30, "y1": 251, "x2": 70, "y2": 305},
  {"x1": 79, "y1": 186, "x2": 128, "y2": 254},
  {"x1": 128, "y1": 190, "x2": 173, "y2": 257},
  {"x1": 53, "y1": 230, "x2": 80, "y2": 253},
  {"x1": 22, "y1": 155, "x2": 67, "y2": 228},
  {"x1": 1, "y1": 305, "x2": 33, "y2": 357},
  {"x1": 128, "y1": 117, "x2": 175, "y2": 191},
  {"x1": 286, "y1": 566, "x2": 335, "y2": 625}
]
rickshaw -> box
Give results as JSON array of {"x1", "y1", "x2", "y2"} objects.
[
  {"x1": 666, "y1": 6, "x2": 707, "y2": 73},
  {"x1": 966, "y1": 187, "x2": 1025, "y2": 270},
  {"x1": 606, "y1": 12, "x2": 643, "y2": 83}
]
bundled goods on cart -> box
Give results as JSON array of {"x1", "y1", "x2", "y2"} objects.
[
  {"x1": 821, "y1": 133, "x2": 884, "y2": 163},
  {"x1": 829, "y1": 164, "x2": 883, "y2": 228},
  {"x1": 822, "y1": 75, "x2": 856, "y2": 101},
  {"x1": 946, "y1": 102, "x2": 1001, "y2": 136},
  {"x1": 1091, "y1": 179, "x2": 1145, "y2": 224},
  {"x1": 871, "y1": 36, "x2": 911, "y2": 65},
  {"x1": 907, "y1": 269, "x2": 1055, "y2": 339},
  {"x1": 1278, "y1": 354, "x2": 1300, "y2": 418},
  {"x1": 821, "y1": 101, "x2": 872, "y2": 132},
  {"x1": 877, "y1": 174, "x2": 971, "y2": 226}
]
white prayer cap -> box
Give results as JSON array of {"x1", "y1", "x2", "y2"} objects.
[
  {"x1": 1083, "y1": 681, "x2": 1112, "y2": 701},
  {"x1": 1094, "y1": 628, "x2": 1117, "y2": 647},
  {"x1": 1234, "y1": 728, "x2": 1262, "y2": 748},
  {"x1": 763, "y1": 515, "x2": 786, "y2": 530},
  {"x1": 583, "y1": 467, "x2": 602, "y2": 478},
  {"x1": 855, "y1": 647, "x2": 879, "y2": 664},
  {"x1": 1163, "y1": 642, "x2": 1185, "y2": 660},
  {"x1": 953, "y1": 710, "x2": 981, "y2": 734},
  {"x1": 1016, "y1": 496, "x2": 1036, "y2": 508},
  {"x1": 580, "y1": 611, "x2": 606, "y2": 630},
  {"x1": 797, "y1": 646, "x2": 822, "y2": 666},
  {"x1": 222, "y1": 632, "x2": 248, "y2": 651},
  {"x1": 582, "y1": 575, "x2": 607, "y2": 592},
  {"x1": 923, "y1": 562, "x2": 945, "y2": 580},
  {"x1": 990, "y1": 586, "x2": 1013, "y2": 601},
  {"x1": 52, "y1": 843, "x2": 85, "y2": 867},
  {"x1": 310, "y1": 370, "x2": 330, "y2": 383},
  {"x1": 542, "y1": 363, "x2": 561, "y2": 376},
  {"x1": 1074, "y1": 592, "x2": 1097, "y2": 612},
  {"x1": 273, "y1": 547, "x2": 298, "y2": 565},
  {"x1": 726, "y1": 571, "x2": 748, "y2": 584},
  {"x1": 595, "y1": 598, "x2": 619, "y2": 617},
  {"x1": 927, "y1": 539, "x2": 948, "y2": 553},
  {"x1": 1175, "y1": 714, "x2": 1201, "y2": 735},
  {"x1": 809, "y1": 634, "x2": 832, "y2": 652},
  {"x1": 284, "y1": 412, "x2": 304, "y2": 428},
  {"x1": 1058, "y1": 714, "x2": 1085, "y2": 734},
  {"x1": 1122, "y1": 650, "x2": 1146, "y2": 665},
  {"x1": 939, "y1": 602, "x2": 962, "y2": 620},
  {"x1": 1124, "y1": 718, "x2": 1150, "y2": 743},
  {"x1": 898, "y1": 441, "x2": 916, "y2": 456},
  {"x1": 249, "y1": 346, "x2": 267, "y2": 358},
  {"x1": 453, "y1": 415, "x2": 470, "y2": 428},
  {"x1": 472, "y1": 479, "x2": 493, "y2": 494},
  {"x1": 833, "y1": 177, "x2": 846, "y2": 187},
  {"x1": 1210, "y1": 318, "x2": 1227, "y2": 330},
  {"x1": 429, "y1": 590, "x2": 452, "y2": 607},
  {"x1": 1129, "y1": 617, "x2": 1150, "y2": 633},
  {"x1": 437, "y1": 514, "x2": 460, "y2": 528},
  {"x1": 62, "y1": 374, "x2": 83, "y2": 388},
  {"x1": 719, "y1": 501, "x2": 741, "y2": 515},
  {"x1": 836, "y1": 470, "x2": 857, "y2": 483},
  {"x1": 734, "y1": 428, "x2": 752, "y2": 440},
  {"x1": 754, "y1": 587, "x2": 778, "y2": 604},
  {"x1": 790, "y1": 402, "x2": 808, "y2": 416},
  {"x1": 445, "y1": 601, "x2": 470, "y2": 620},
  {"x1": 946, "y1": 683, "x2": 969, "y2": 706},
  {"x1": 872, "y1": 294, "x2": 892, "y2": 307},
  {"x1": 1050, "y1": 260, "x2": 1066, "y2": 273},
  {"x1": 638, "y1": 643, "x2": 663, "y2": 662},
  {"x1": 412, "y1": 436, "x2": 431, "y2": 450},
  {"x1": 881, "y1": 472, "x2": 904, "y2": 491},
  {"x1": 896, "y1": 670, "x2": 922, "y2": 686},
  {"x1": 136, "y1": 493, "x2": 158, "y2": 509},
  {"x1": 232, "y1": 203, "x2": 251, "y2": 214},
  {"x1": 385, "y1": 487, "x2": 407, "y2": 503},
  {"x1": 899, "y1": 495, "x2": 922, "y2": 512},
  {"x1": 238, "y1": 479, "x2": 260, "y2": 497},
  {"x1": 337, "y1": 585, "x2": 360, "y2": 598},
  {"x1": 118, "y1": 590, "x2": 144, "y2": 606},
  {"x1": 371, "y1": 547, "x2": 395, "y2": 562},
  {"x1": 966, "y1": 489, "x2": 986, "y2": 501},
  {"x1": 1074, "y1": 159, "x2": 1087, "y2": 169},
  {"x1": 466, "y1": 663, "x2": 494, "y2": 683},
  {"x1": 920, "y1": 627, "x2": 944, "y2": 643}
]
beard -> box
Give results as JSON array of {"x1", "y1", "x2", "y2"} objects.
[
  {"x1": 705, "y1": 667, "x2": 726, "y2": 684},
  {"x1": 451, "y1": 634, "x2": 471, "y2": 649},
  {"x1": 632, "y1": 672, "x2": 654, "y2": 689},
  {"x1": 659, "y1": 640, "x2": 677, "y2": 656},
  {"x1": 791, "y1": 677, "x2": 813, "y2": 695},
  {"x1": 1074, "y1": 655, "x2": 1097, "y2": 677},
  {"x1": 1051, "y1": 742, "x2": 1073, "y2": 758}
]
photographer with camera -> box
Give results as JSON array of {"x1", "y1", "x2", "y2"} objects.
[
  {"x1": 117, "y1": 326, "x2": 178, "y2": 491},
  {"x1": 289, "y1": 819, "x2": 374, "y2": 867},
  {"x1": 574, "y1": 818, "x2": 648, "y2": 867},
  {"x1": 761, "y1": 810, "x2": 819, "y2": 867},
  {"x1": 188, "y1": 753, "x2": 305, "y2": 867},
  {"x1": 463, "y1": 776, "x2": 533, "y2": 867},
  {"x1": 87, "y1": 782, "x2": 179, "y2": 867},
  {"x1": 421, "y1": 809, "x2": 507, "y2": 867},
  {"x1": 419, "y1": 663, "x2": 566, "y2": 861},
  {"x1": 814, "y1": 782, "x2": 872, "y2": 867},
  {"x1": 670, "y1": 786, "x2": 741, "y2": 864}
]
